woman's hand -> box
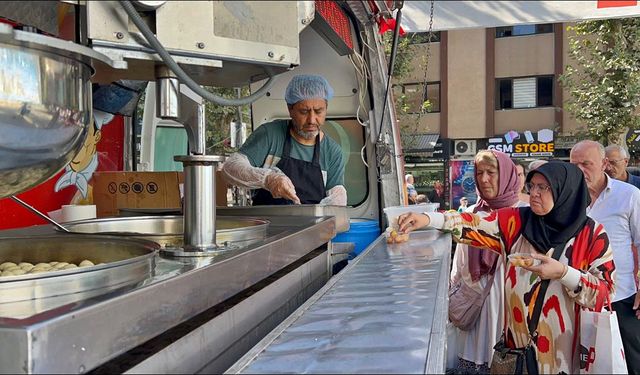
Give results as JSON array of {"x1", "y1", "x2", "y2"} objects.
[
  {"x1": 522, "y1": 253, "x2": 566, "y2": 280},
  {"x1": 398, "y1": 212, "x2": 430, "y2": 234}
]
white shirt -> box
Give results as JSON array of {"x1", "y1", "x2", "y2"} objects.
[{"x1": 587, "y1": 175, "x2": 640, "y2": 301}]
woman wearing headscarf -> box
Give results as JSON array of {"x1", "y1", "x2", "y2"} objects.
[
  {"x1": 399, "y1": 161, "x2": 615, "y2": 374},
  {"x1": 450, "y1": 150, "x2": 528, "y2": 374}
]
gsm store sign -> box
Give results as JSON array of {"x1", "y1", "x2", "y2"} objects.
[{"x1": 487, "y1": 129, "x2": 555, "y2": 158}]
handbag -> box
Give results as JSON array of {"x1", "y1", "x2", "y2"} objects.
[
  {"x1": 579, "y1": 296, "x2": 628, "y2": 374},
  {"x1": 490, "y1": 243, "x2": 566, "y2": 375},
  {"x1": 490, "y1": 339, "x2": 536, "y2": 375},
  {"x1": 448, "y1": 268, "x2": 497, "y2": 331}
]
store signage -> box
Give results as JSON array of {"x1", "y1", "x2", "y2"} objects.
[{"x1": 487, "y1": 129, "x2": 555, "y2": 158}]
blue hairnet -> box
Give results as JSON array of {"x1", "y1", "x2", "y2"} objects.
[{"x1": 284, "y1": 74, "x2": 334, "y2": 105}]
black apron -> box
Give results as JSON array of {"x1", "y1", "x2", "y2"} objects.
[{"x1": 252, "y1": 126, "x2": 326, "y2": 205}]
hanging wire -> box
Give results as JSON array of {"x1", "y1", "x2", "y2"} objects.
[
  {"x1": 416, "y1": 0, "x2": 436, "y2": 128},
  {"x1": 376, "y1": 1, "x2": 405, "y2": 143}
]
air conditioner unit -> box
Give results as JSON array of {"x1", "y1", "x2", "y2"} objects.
[{"x1": 454, "y1": 140, "x2": 477, "y2": 157}]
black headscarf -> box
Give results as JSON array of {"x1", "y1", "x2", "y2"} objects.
[{"x1": 520, "y1": 161, "x2": 591, "y2": 253}]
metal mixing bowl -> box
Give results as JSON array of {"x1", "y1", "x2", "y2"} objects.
[{"x1": 0, "y1": 26, "x2": 120, "y2": 198}]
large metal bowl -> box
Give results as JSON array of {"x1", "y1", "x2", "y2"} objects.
[
  {"x1": 0, "y1": 26, "x2": 119, "y2": 198},
  {"x1": 0, "y1": 235, "x2": 159, "y2": 303},
  {"x1": 60, "y1": 215, "x2": 270, "y2": 248}
]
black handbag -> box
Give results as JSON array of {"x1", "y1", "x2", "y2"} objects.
[
  {"x1": 490, "y1": 339, "x2": 537, "y2": 375},
  {"x1": 490, "y1": 243, "x2": 566, "y2": 375}
]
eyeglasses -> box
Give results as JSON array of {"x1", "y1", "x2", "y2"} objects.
[
  {"x1": 608, "y1": 158, "x2": 627, "y2": 166},
  {"x1": 525, "y1": 182, "x2": 551, "y2": 194}
]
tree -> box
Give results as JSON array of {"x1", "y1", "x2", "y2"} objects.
[
  {"x1": 383, "y1": 32, "x2": 435, "y2": 149},
  {"x1": 202, "y1": 86, "x2": 252, "y2": 155},
  {"x1": 559, "y1": 18, "x2": 640, "y2": 145}
]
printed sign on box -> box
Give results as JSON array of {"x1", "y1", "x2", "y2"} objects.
[{"x1": 93, "y1": 172, "x2": 183, "y2": 217}]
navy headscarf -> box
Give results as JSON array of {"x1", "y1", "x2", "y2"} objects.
[{"x1": 520, "y1": 161, "x2": 591, "y2": 253}]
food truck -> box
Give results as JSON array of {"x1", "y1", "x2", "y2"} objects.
[{"x1": 1, "y1": 1, "x2": 639, "y2": 373}]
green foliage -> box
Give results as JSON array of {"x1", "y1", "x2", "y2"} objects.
[
  {"x1": 382, "y1": 32, "x2": 413, "y2": 80},
  {"x1": 202, "y1": 86, "x2": 252, "y2": 155},
  {"x1": 559, "y1": 18, "x2": 640, "y2": 144},
  {"x1": 384, "y1": 31, "x2": 438, "y2": 151}
]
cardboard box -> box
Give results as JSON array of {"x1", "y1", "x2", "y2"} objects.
[
  {"x1": 92, "y1": 171, "x2": 229, "y2": 218},
  {"x1": 93, "y1": 172, "x2": 182, "y2": 217}
]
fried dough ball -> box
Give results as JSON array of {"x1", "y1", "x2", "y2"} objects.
[
  {"x1": 53, "y1": 262, "x2": 69, "y2": 269},
  {"x1": 0, "y1": 262, "x2": 17, "y2": 271},
  {"x1": 79, "y1": 260, "x2": 94, "y2": 267},
  {"x1": 0, "y1": 259, "x2": 98, "y2": 277},
  {"x1": 510, "y1": 256, "x2": 534, "y2": 267},
  {"x1": 20, "y1": 264, "x2": 34, "y2": 272},
  {"x1": 385, "y1": 229, "x2": 410, "y2": 244}
]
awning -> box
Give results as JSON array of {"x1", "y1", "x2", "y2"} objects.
[
  {"x1": 403, "y1": 133, "x2": 440, "y2": 154},
  {"x1": 402, "y1": 1, "x2": 640, "y2": 32}
]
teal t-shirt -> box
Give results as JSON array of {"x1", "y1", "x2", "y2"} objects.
[{"x1": 239, "y1": 119, "x2": 345, "y2": 190}]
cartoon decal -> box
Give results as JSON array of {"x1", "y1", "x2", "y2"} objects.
[{"x1": 54, "y1": 110, "x2": 114, "y2": 201}]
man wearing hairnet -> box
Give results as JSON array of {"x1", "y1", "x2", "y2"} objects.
[{"x1": 223, "y1": 74, "x2": 346, "y2": 206}]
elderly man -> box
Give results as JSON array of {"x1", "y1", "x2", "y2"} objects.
[
  {"x1": 605, "y1": 144, "x2": 640, "y2": 189},
  {"x1": 223, "y1": 74, "x2": 346, "y2": 206},
  {"x1": 570, "y1": 140, "x2": 640, "y2": 373}
]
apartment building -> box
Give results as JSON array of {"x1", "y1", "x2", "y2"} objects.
[{"x1": 395, "y1": 23, "x2": 580, "y2": 208}]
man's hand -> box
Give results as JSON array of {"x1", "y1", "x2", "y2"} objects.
[
  {"x1": 398, "y1": 212, "x2": 430, "y2": 234},
  {"x1": 522, "y1": 253, "x2": 566, "y2": 280},
  {"x1": 633, "y1": 292, "x2": 640, "y2": 319},
  {"x1": 264, "y1": 173, "x2": 301, "y2": 204}
]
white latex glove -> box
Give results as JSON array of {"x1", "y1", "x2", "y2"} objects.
[
  {"x1": 223, "y1": 153, "x2": 287, "y2": 193},
  {"x1": 319, "y1": 185, "x2": 347, "y2": 206},
  {"x1": 264, "y1": 173, "x2": 301, "y2": 204}
]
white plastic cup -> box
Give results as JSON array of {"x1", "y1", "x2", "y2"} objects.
[
  {"x1": 47, "y1": 208, "x2": 64, "y2": 222},
  {"x1": 61, "y1": 204, "x2": 97, "y2": 222}
]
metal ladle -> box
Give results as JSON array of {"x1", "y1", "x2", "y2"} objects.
[{"x1": 10, "y1": 196, "x2": 70, "y2": 233}]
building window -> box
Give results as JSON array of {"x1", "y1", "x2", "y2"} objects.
[
  {"x1": 496, "y1": 76, "x2": 554, "y2": 110},
  {"x1": 496, "y1": 24, "x2": 553, "y2": 38},
  {"x1": 393, "y1": 82, "x2": 441, "y2": 113},
  {"x1": 404, "y1": 31, "x2": 441, "y2": 44}
]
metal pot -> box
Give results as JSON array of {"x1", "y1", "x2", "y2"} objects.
[
  {"x1": 0, "y1": 235, "x2": 158, "y2": 303},
  {"x1": 0, "y1": 26, "x2": 120, "y2": 198},
  {"x1": 60, "y1": 215, "x2": 270, "y2": 248}
]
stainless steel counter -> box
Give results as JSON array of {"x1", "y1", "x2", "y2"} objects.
[
  {"x1": 217, "y1": 205, "x2": 350, "y2": 233},
  {"x1": 227, "y1": 229, "x2": 452, "y2": 374},
  {"x1": 0, "y1": 215, "x2": 337, "y2": 374}
]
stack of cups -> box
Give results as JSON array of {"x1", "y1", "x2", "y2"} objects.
[{"x1": 59, "y1": 204, "x2": 97, "y2": 222}]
